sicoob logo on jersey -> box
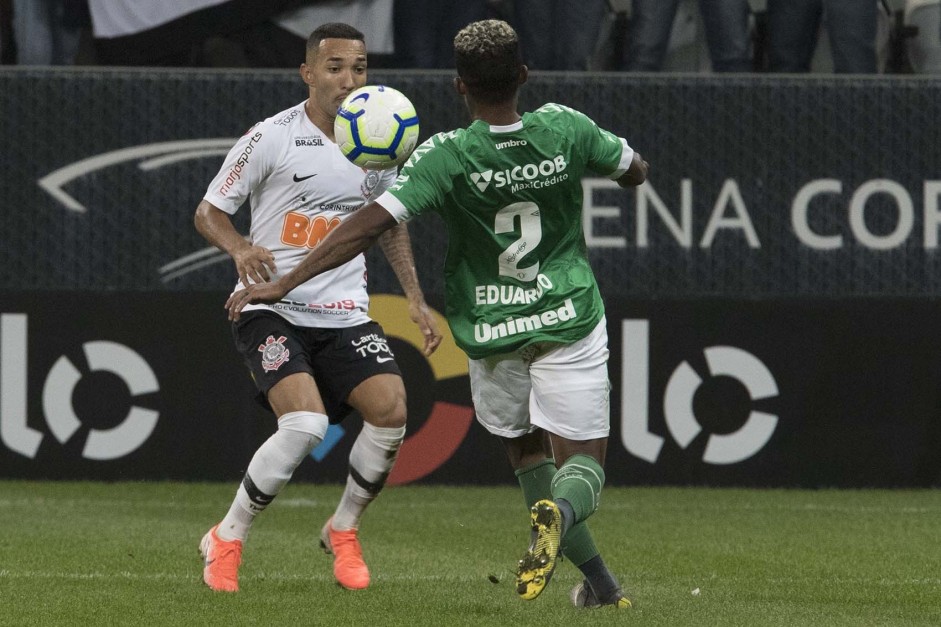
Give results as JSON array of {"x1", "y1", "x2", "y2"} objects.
[{"x1": 258, "y1": 335, "x2": 290, "y2": 372}]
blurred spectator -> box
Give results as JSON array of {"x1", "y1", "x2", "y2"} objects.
[
  {"x1": 87, "y1": 0, "x2": 299, "y2": 66},
  {"x1": 274, "y1": 0, "x2": 393, "y2": 65},
  {"x1": 195, "y1": 21, "x2": 304, "y2": 68},
  {"x1": 393, "y1": 0, "x2": 489, "y2": 68},
  {"x1": 12, "y1": 0, "x2": 88, "y2": 65},
  {"x1": 623, "y1": 0, "x2": 752, "y2": 72},
  {"x1": 1, "y1": 0, "x2": 13, "y2": 63},
  {"x1": 767, "y1": 0, "x2": 878, "y2": 73},
  {"x1": 511, "y1": 0, "x2": 609, "y2": 70},
  {"x1": 84, "y1": 0, "x2": 398, "y2": 68}
]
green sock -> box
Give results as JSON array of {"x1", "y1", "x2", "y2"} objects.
[
  {"x1": 550, "y1": 454, "x2": 605, "y2": 523},
  {"x1": 514, "y1": 458, "x2": 601, "y2": 567},
  {"x1": 560, "y1": 519, "x2": 600, "y2": 566},
  {"x1": 514, "y1": 459, "x2": 555, "y2": 507}
]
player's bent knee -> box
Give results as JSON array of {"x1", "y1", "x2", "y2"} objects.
[
  {"x1": 363, "y1": 399, "x2": 407, "y2": 429},
  {"x1": 352, "y1": 377, "x2": 407, "y2": 428},
  {"x1": 277, "y1": 410, "x2": 329, "y2": 443},
  {"x1": 363, "y1": 421, "x2": 406, "y2": 448}
]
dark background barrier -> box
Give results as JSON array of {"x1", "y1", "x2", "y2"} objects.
[
  {"x1": 1, "y1": 68, "x2": 940, "y2": 486},
  {"x1": 2, "y1": 292, "x2": 939, "y2": 487}
]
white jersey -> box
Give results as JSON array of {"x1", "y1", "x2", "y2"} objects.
[{"x1": 204, "y1": 101, "x2": 396, "y2": 328}]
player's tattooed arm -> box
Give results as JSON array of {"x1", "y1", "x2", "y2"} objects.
[
  {"x1": 379, "y1": 223, "x2": 442, "y2": 356},
  {"x1": 378, "y1": 223, "x2": 421, "y2": 299}
]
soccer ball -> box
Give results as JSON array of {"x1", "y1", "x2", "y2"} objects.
[{"x1": 335, "y1": 85, "x2": 420, "y2": 170}]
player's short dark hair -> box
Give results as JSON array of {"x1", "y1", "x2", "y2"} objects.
[
  {"x1": 306, "y1": 23, "x2": 365, "y2": 58},
  {"x1": 454, "y1": 20, "x2": 523, "y2": 104}
]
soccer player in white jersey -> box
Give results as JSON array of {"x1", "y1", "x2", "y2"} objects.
[
  {"x1": 194, "y1": 23, "x2": 442, "y2": 593},
  {"x1": 225, "y1": 19, "x2": 648, "y2": 607}
]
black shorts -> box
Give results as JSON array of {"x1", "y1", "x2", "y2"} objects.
[{"x1": 232, "y1": 310, "x2": 402, "y2": 422}]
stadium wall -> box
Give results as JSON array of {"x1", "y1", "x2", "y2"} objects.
[{"x1": 1, "y1": 68, "x2": 940, "y2": 487}]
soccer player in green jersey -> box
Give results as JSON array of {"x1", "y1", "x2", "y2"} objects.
[{"x1": 226, "y1": 19, "x2": 649, "y2": 607}]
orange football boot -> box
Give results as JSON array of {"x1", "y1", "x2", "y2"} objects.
[{"x1": 320, "y1": 517, "x2": 370, "y2": 590}]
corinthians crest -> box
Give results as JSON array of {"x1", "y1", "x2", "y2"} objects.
[
  {"x1": 258, "y1": 335, "x2": 290, "y2": 372},
  {"x1": 361, "y1": 169, "x2": 381, "y2": 199}
]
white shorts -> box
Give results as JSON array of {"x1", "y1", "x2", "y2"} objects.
[{"x1": 469, "y1": 318, "x2": 610, "y2": 441}]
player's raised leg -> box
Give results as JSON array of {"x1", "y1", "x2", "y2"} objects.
[
  {"x1": 549, "y1": 446, "x2": 630, "y2": 607},
  {"x1": 514, "y1": 319, "x2": 622, "y2": 601},
  {"x1": 514, "y1": 451, "x2": 631, "y2": 607},
  {"x1": 515, "y1": 447, "x2": 607, "y2": 601}
]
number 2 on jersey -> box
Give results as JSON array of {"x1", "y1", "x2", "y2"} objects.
[{"x1": 495, "y1": 202, "x2": 541, "y2": 281}]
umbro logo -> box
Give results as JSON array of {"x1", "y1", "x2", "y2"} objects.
[
  {"x1": 293, "y1": 173, "x2": 317, "y2": 182},
  {"x1": 470, "y1": 170, "x2": 493, "y2": 192}
]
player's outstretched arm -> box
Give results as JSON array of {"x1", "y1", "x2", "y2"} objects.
[
  {"x1": 616, "y1": 151, "x2": 649, "y2": 188},
  {"x1": 194, "y1": 200, "x2": 276, "y2": 287},
  {"x1": 378, "y1": 224, "x2": 443, "y2": 356},
  {"x1": 226, "y1": 201, "x2": 397, "y2": 320}
]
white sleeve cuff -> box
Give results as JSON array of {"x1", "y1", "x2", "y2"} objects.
[
  {"x1": 608, "y1": 138, "x2": 635, "y2": 180},
  {"x1": 202, "y1": 192, "x2": 240, "y2": 215},
  {"x1": 375, "y1": 190, "x2": 411, "y2": 223}
]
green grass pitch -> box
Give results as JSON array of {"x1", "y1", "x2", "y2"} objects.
[{"x1": 0, "y1": 481, "x2": 939, "y2": 626}]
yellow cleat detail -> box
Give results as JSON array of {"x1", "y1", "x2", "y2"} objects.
[{"x1": 515, "y1": 500, "x2": 562, "y2": 600}]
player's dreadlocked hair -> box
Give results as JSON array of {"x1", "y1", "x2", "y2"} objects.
[
  {"x1": 454, "y1": 20, "x2": 523, "y2": 104},
  {"x1": 306, "y1": 23, "x2": 365, "y2": 58}
]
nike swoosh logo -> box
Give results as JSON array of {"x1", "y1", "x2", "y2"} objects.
[
  {"x1": 376, "y1": 356, "x2": 394, "y2": 363},
  {"x1": 293, "y1": 173, "x2": 317, "y2": 182}
]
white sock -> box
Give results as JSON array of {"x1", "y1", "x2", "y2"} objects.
[
  {"x1": 216, "y1": 411, "x2": 328, "y2": 542},
  {"x1": 330, "y1": 423, "x2": 405, "y2": 531}
]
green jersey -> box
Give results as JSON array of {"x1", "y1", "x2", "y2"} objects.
[{"x1": 379, "y1": 103, "x2": 634, "y2": 359}]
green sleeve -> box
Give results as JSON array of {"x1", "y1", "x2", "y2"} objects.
[
  {"x1": 387, "y1": 133, "x2": 459, "y2": 218},
  {"x1": 576, "y1": 111, "x2": 626, "y2": 176}
]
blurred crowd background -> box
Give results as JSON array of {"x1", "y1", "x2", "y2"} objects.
[{"x1": 0, "y1": 0, "x2": 939, "y2": 73}]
